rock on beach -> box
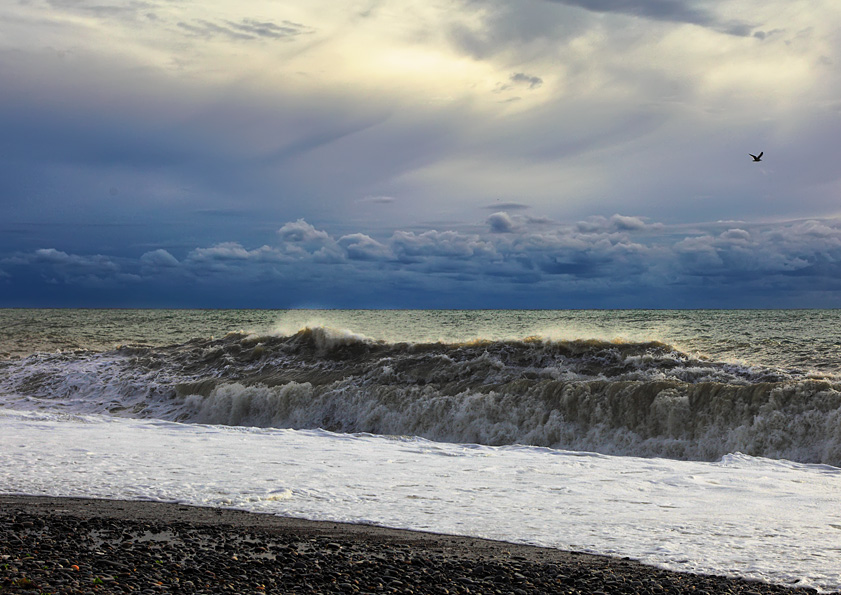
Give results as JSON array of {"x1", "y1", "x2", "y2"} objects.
[{"x1": 0, "y1": 495, "x2": 831, "y2": 594}]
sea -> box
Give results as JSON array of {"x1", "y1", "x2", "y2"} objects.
[{"x1": 1, "y1": 309, "x2": 839, "y2": 591}]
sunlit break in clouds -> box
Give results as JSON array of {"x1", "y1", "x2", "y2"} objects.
[{"x1": 2, "y1": 0, "x2": 841, "y2": 307}]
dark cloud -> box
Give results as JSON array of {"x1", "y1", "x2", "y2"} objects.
[
  {"x1": 545, "y1": 0, "x2": 755, "y2": 36},
  {"x1": 6, "y1": 216, "x2": 841, "y2": 307},
  {"x1": 488, "y1": 212, "x2": 517, "y2": 233},
  {"x1": 539, "y1": 257, "x2": 604, "y2": 277},
  {"x1": 493, "y1": 73, "x2": 543, "y2": 96},
  {"x1": 390, "y1": 230, "x2": 495, "y2": 263},
  {"x1": 445, "y1": 0, "x2": 589, "y2": 61},
  {"x1": 357, "y1": 196, "x2": 397, "y2": 205},
  {"x1": 526, "y1": 216, "x2": 556, "y2": 225},
  {"x1": 4, "y1": 248, "x2": 125, "y2": 287},
  {"x1": 4, "y1": 0, "x2": 828, "y2": 260},
  {"x1": 510, "y1": 73, "x2": 543, "y2": 89},
  {"x1": 0, "y1": 47, "x2": 402, "y2": 250},
  {"x1": 45, "y1": 0, "x2": 158, "y2": 21},
  {"x1": 177, "y1": 18, "x2": 314, "y2": 41},
  {"x1": 483, "y1": 203, "x2": 530, "y2": 211}
]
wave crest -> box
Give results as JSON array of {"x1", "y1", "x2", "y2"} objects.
[
  {"x1": 3, "y1": 326, "x2": 839, "y2": 465},
  {"x1": 169, "y1": 375, "x2": 841, "y2": 466}
]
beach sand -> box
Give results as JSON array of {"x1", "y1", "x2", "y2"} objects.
[{"x1": 0, "y1": 495, "x2": 828, "y2": 594}]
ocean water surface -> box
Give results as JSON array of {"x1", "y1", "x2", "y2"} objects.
[{"x1": 1, "y1": 309, "x2": 840, "y2": 591}]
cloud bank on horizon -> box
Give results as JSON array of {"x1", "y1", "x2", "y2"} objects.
[
  {"x1": 5, "y1": 214, "x2": 841, "y2": 308},
  {"x1": 1, "y1": 0, "x2": 841, "y2": 307}
]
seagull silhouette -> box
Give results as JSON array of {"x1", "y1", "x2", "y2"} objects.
[{"x1": 749, "y1": 151, "x2": 763, "y2": 162}]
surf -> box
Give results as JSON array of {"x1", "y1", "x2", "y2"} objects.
[{"x1": 2, "y1": 326, "x2": 840, "y2": 465}]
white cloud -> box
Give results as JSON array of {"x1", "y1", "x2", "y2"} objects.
[
  {"x1": 610, "y1": 214, "x2": 648, "y2": 231},
  {"x1": 277, "y1": 219, "x2": 332, "y2": 245},
  {"x1": 188, "y1": 242, "x2": 255, "y2": 262},
  {"x1": 30, "y1": 248, "x2": 117, "y2": 269},
  {"x1": 140, "y1": 249, "x2": 180, "y2": 268},
  {"x1": 719, "y1": 228, "x2": 752, "y2": 242},
  {"x1": 338, "y1": 233, "x2": 392, "y2": 261},
  {"x1": 576, "y1": 215, "x2": 650, "y2": 233}
]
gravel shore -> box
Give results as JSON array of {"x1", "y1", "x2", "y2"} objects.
[{"x1": 0, "y1": 495, "x2": 829, "y2": 594}]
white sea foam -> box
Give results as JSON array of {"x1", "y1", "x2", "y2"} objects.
[{"x1": 1, "y1": 410, "x2": 839, "y2": 592}]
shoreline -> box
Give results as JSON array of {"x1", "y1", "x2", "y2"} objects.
[{"x1": 1, "y1": 495, "x2": 830, "y2": 594}]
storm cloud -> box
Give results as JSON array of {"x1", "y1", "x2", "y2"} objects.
[
  {"x1": 1, "y1": 0, "x2": 840, "y2": 307},
  {"x1": 5, "y1": 215, "x2": 841, "y2": 308},
  {"x1": 545, "y1": 0, "x2": 756, "y2": 35}
]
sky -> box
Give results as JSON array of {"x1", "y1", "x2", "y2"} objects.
[{"x1": 2, "y1": 0, "x2": 841, "y2": 308}]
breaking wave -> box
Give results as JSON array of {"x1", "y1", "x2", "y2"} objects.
[{"x1": 2, "y1": 326, "x2": 840, "y2": 465}]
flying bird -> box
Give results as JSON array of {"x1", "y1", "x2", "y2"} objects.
[{"x1": 749, "y1": 151, "x2": 763, "y2": 162}]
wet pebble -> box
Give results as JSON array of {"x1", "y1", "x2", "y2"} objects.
[{"x1": 0, "y1": 502, "x2": 832, "y2": 595}]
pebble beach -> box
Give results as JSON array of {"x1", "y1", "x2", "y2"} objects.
[{"x1": 1, "y1": 495, "x2": 833, "y2": 595}]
